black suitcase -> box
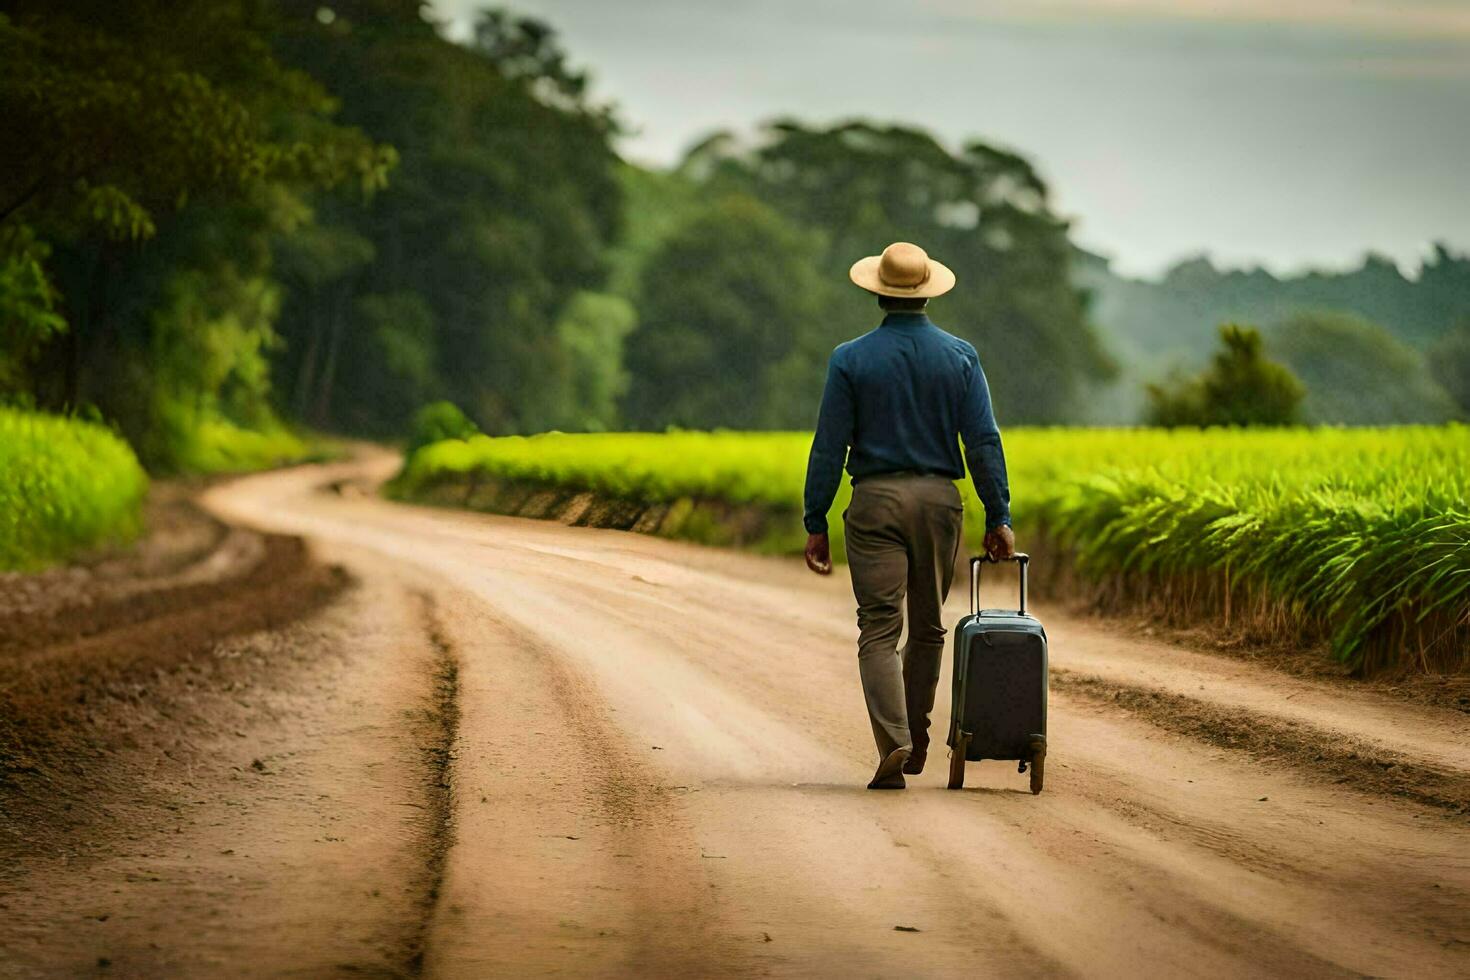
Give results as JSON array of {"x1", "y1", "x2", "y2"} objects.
[{"x1": 946, "y1": 554, "x2": 1048, "y2": 793}]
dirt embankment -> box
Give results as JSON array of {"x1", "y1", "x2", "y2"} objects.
[
  {"x1": 0, "y1": 489, "x2": 346, "y2": 849},
  {"x1": 390, "y1": 472, "x2": 805, "y2": 553},
  {"x1": 1052, "y1": 671, "x2": 1470, "y2": 814},
  {"x1": 0, "y1": 484, "x2": 467, "y2": 977},
  {"x1": 391, "y1": 472, "x2": 1469, "y2": 699}
]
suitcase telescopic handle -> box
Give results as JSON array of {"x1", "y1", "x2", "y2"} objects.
[{"x1": 970, "y1": 553, "x2": 1030, "y2": 616}]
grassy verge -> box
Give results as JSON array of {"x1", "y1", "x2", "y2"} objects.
[
  {"x1": 163, "y1": 418, "x2": 333, "y2": 475},
  {"x1": 0, "y1": 408, "x2": 149, "y2": 570},
  {"x1": 389, "y1": 427, "x2": 1469, "y2": 675}
]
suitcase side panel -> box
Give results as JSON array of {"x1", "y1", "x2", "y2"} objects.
[{"x1": 950, "y1": 617, "x2": 1047, "y2": 761}]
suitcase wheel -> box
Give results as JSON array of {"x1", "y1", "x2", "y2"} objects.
[
  {"x1": 947, "y1": 734, "x2": 969, "y2": 790},
  {"x1": 1028, "y1": 737, "x2": 1046, "y2": 795}
]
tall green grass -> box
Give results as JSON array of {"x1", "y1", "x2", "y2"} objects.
[
  {"x1": 166, "y1": 418, "x2": 315, "y2": 475},
  {"x1": 393, "y1": 427, "x2": 1469, "y2": 673},
  {"x1": 0, "y1": 408, "x2": 149, "y2": 570}
]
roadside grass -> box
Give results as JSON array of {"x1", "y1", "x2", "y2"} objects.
[
  {"x1": 391, "y1": 426, "x2": 1469, "y2": 675},
  {"x1": 0, "y1": 408, "x2": 149, "y2": 570},
  {"x1": 165, "y1": 418, "x2": 324, "y2": 475}
]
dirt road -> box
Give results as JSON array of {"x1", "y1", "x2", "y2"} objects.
[{"x1": 3, "y1": 453, "x2": 1468, "y2": 978}]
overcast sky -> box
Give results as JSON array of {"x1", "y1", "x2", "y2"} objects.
[{"x1": 430, "y1": 0, "x2": 1470, "y2": 277}]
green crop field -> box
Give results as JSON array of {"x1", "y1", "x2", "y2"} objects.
[
  {"x1": 393, "y1": 427, "x2": 1469, "y2": 674},
  {"x1": 0, "y1": 408, "x2": 150, "y2": 571}
]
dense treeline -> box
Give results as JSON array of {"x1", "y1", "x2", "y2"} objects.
[
  {"x1": 268, "y1": 3, "x2": 625, "y2": 436},
  {"x1": 1079, "y1": 249, "x2": 1470, "y2": 422},
  {"x1": 3, "y1": 1, "x2": 1467, "y2": 466},
  {"x1": 1, "y1": 1, "x2": 632, "y2": 465},
  {"x1": 0, "y1": 0, "x2": 1118, "y2": 459},
  {"x1": 622, "y1": 123, "x2": 1116, "y2": 427},
  {"x1": 0, "y1": 0, "x2": 393, "y2": 468}
]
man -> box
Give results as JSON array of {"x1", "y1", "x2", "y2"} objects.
[{"x1": 803, "y1": 241, "x2": 1014, "y2": 791}]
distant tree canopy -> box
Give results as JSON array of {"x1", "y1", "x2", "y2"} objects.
[
  {"x1": 1146, "y1": 324, "x2": 1304, "y2": 427},
  {"x1": 1428, "y1": 319, "x2": 1470, "y2": 417},
  {"x1": 1267, "y1": 311, "x2": 1459, "y2": 425},
  {"x1": 5, "y1": 2, "x2": 1462, "y2": 463},
  {"x1": 623, "y1": 194, "x2": 828, "y2": 429},
  {"x1": 1077, "y1": 246, "x2": 1470, "y2": 370},
  {"x1": 661, "y1": 121, "x2": 1116, "y2": 425},
  {"x1": 268, "y1": 1, "x2": 624, "y2": 436}
]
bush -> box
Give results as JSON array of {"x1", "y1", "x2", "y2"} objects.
[
  {"x1": 167, "y1": 418, "x2": 313, "y2": 475},
  {"x1": 408, "y1": 401, "x2": 479, "y2": 456},
  {"x1": 0, "y1": 408, "x2": 149, "y2": 570},
  {"x1": 1147, "y1": 324, "x2": 1303, "y2": 427}
]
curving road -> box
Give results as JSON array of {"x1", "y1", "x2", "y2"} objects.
[{"x1": 5, "y1": 453, "x2": 1467, "y2": 978}]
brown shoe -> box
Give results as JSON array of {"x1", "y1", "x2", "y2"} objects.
[
  {"x1": 868, "y1": 747, "x2": 910, "y2": 790},
  {"x1": 902, "y1": 751, "x2": 926, "y2": 775}
]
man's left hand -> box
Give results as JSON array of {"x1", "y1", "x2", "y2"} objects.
[
  {"x1": 805, "y1": 533, "x2": 833, "y2": 575},
  {"x1": 984, "y1": 524, "x2": 1016, "y2": 560}
]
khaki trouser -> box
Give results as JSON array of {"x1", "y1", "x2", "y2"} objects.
[{"x1": 844, "y1": 474, "x2": 964, "y2": 762}]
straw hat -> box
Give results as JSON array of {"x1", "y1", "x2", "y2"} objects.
[{"x1": 849, "y1": 242, "x2": 956, "y2": 298}]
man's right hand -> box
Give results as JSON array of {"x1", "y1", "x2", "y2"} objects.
[
  {"x1": 984, "y1": 524, "x2": 1016, "y2": 560},
  {"x1": 805, "y1": 533, "x2": 833, "y2": 575}
]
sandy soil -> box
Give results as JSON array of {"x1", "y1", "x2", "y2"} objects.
[{"x1": 3, "y1": 451, "x2": 1468, "y2": 978}]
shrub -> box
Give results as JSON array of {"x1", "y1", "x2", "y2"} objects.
[
  {"x1": 407, "y1": 401, "x2": 479, "y2": 456},
  {"x1": 1147, "y1": 324, "x2": 1304, "y2": 427},
  {"x1": 0, "y1": 408, "x2": 148, "y2": 569}
]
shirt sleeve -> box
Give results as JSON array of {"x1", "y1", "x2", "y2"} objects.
[
  {"x1": 802, "y1": 351, "x2": 855, "y2": 535},
  {"x1": 958, "y1": 352, "x2": 1012, "y2": 530}
]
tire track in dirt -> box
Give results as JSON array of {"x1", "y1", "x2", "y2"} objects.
[
  {"x1": 0, "y1": 537, "x2": 347, "y2": 848},
  {"x1": 180, "y1": 455, "x2": 1470, "y2": 977},
  {"x1": 405, "y1": 592, "x2": 461, "y2": 975},
  {"x1": 0, "y1": 559, "x2": 459, "y2": 978},
  {"x1": 1052, "y1": 669, "x2": 1470, "y2": 814},
  {"x1": 424, "y1": 600, "x2": 749, "y2": 977}
]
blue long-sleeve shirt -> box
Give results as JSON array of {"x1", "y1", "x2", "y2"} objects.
[{"x1": 802, "y1": 312, "x2": 1011, "y2": 535}]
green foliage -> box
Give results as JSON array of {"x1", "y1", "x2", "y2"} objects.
[
  {"x1": 550, "y1": 291, "x2": 637, "y2": 431},
  {"x1": 408, "y1": 401, "x2": 480, "y2": 456},
  {"x1": 1146, "y1": 324, "x2": 1304, "y2": 427},
  {"x1": 624, "y1": 195, "x2": 829, "y2": 429},
  {"x1": 165, "y1": 418, "x2": 311, "y2": 474},
  {"x1": 0, "y1": 227, "x2": 66, "y2": 392},
  {"x1": 2, "y1": 0, "x2": 393, "y2": 472},
  {"x1": 270, "y1": 3, "x2": 622, "y2": 436},
  {"x1": 676, "y1": 121, "x2": 1115, "y2": 423},
  {"x1": 1268, "y1": 311, "x2": 1459, "y2": 424},
  {"x1": 1078, "y1": 246, "x2": 1470, "y2": 377},
  {"x1": 394, "y1": 426, "x2": 1470, "y2": 673},
  {"x1": 1428, "y1": 319, "x2": 1470, "y2": 416},
  {"x1": 0, "y1": 408, "x2": 148, "y2": 569},
  {"x1": 605, "y1": 165, "x2": 705, "y2": 302},
  {"x1": 0, "y1": 3, "x2": 390, "y2": 246}
]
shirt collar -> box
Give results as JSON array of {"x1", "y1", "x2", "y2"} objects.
[{"x1": 880, "y1": 312, "x2": 931, "y2": 328}]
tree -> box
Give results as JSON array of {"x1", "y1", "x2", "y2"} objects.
[
  {"x1": 1427, "y1": 319, "x2": 1470, "y2": 417},
  {"x1": 1268, "y1": 311, "x2": 1459, "y2": 424},
  {"x1": 1078, "y1": 245, "x2": 1470, "y2": 390},
  {"x1": 0, "y1": 227, "x2": 65, "y2": 394},
  {"x1": 0, "y1": 1, "x2": 392, "y2": 469},
  {"x1": 1146, "y1": 324, "x2": 1303, "y2": 427},
  {"x1": 550, "y1": 291, "x2": 637, "y2": 431},
  {"x1": 680, "y1": 120, "x2": 1115, "y2": 423},
  {"x1": 269, "y1": 2, "x2": 623, "y2": 435},
  {"x1": 623, "y1": 195, "x2": 830, "y2": 429},
  {"x1": 408, "y1": 400, "x2": 478, "y2": 456}
]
